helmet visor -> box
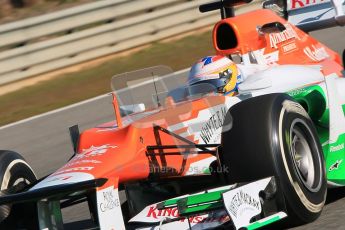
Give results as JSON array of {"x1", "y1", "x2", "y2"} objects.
[{"x1": 190, "y1": 76, "x2": 230, "y2": 94}]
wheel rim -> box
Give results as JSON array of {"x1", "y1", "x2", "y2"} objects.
[{"x1": 289, "y1": 119, "x2": 322, "y2": 192}]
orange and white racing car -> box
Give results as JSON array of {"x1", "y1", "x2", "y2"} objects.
[{"x1": 1, "y1": 0, "x2": 345, "y2": 229}]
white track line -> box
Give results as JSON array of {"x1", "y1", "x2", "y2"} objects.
[{"x1": 0, "y1": 68, "x2": 189, "y2": 131}]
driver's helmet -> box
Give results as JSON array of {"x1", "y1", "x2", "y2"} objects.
[{"x1": 188, "y1": 55, "x2": 240, "y2": 96}]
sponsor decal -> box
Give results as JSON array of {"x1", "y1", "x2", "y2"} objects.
[
  {"x1": 201, "y1": 56, "x2": 224, "y2": 67},
  {"x1": 264, "y1": 51, "x2": 279, "y2": 65},
  {"x1": 97, "y1": 187, "x2": 126, "y2": 229},
  {"x1": 329, "y1": 159, "x2": 343, "y2": 171},
  {"x1": 145, "y1": 206, "x2": 228, "y2": 224},
  {"x1": 257, "y1": 49, "x2": 279, "y2": 65},
  {"x1": 46, "y1": 175, "x2": 73, "y2": 183},
  {"x1": 288, "y1": 88, "x2": 308, "y2": 97},
  {"x1": 304, "y1": 45, "x2": 329, "y2": 62},
  {"x1": 30, "y1": 172, "x2": 95, "y2": 190},
  {"x1": 147, "y1": 206, "x2": 179, "y2": 219},
  {"x1": 100, "y1": 189, "x2": 120, "y2": 212},
  {"x1": 52, "y1": 166, "x2": 94, "y2": 176},
  {"x1": 76, "y1": 144, "x2": 117, "y2": 159},
  {"x1": 64, "y1": 159, "x2": 101, "y2": 167},
  {"x1": 269, "y1": 24, "x2": 300, "y2": 49},
  {"x1": 289, "y1": 0, "x2": 327, "y2": 10},
  {"x1": 200, "y1": 107, "x2": 227, "y2": 144},
  {"x1": 223, "y1": 177, "x2": 270, "y2": 229},
  {"x1": 281, "y1": 41, "x2": 298, "y2": 53},
  {"x1": 227, "y1": 190, "x2": 260, "y2": 218},
  {"x1": 330, "y1": 143, "x2": 345, "y2": 152}
]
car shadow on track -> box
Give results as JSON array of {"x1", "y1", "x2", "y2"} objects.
[
  {"x1": 325, "y1": 186, "x2": 345, "y2": 205},
  {"x1": 261, "y1": 187, "x2": 345, "y2": 230}
]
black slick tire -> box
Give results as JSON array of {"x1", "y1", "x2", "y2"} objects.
[
  {"x1": 220, "y1": 93, "x2": 327, "y2": 224},
  {"x1": 0, "y1": 150, "x2": 37, "y2": 228}
]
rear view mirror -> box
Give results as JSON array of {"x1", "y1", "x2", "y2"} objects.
[
  {"x1": 257, "y1": 22, "x2": 286, "y2": 35},
  {"x1": 120, "y1": 104, "x2": 146, "y2": 116},
  {"x1": 263, "y1": 0, "x2": 345, "y2": 32},
  {"x1": 262, "y1": 0, "x2": 286, "y2": 18}
]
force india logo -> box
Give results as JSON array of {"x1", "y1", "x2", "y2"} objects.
[
  {"x1": 227, "y1": 190, "x2": 260, "y2": 218},
  {"x1": 269, "y1": 24, "x2": 300, "y2": 49},
  {"x1": 76, "y1": 144, "x2": 117, "y2": 159}
]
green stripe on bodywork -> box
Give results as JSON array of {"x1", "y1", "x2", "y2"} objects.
[
  {"x1": 179, "y1": 202, "x2": 224, "y2": 215},
  {"x1": 246, "y1": 212, "x2": 287, "y2": 230},
  {"x1": 177, "y1": 190, "x2": 228, "y2": 215},
  {"x1": 288, "y1": 85, "x2": 328, "y2": 127},
  {"x1": 160, "y1": 190, "x2": 228, "y2": 216},
  {"x1": 247, "y1": 216, "x2": 280, "y2": 230},
  {"x1": 203, "y1": 167, "x2": 211, "y2": 174},
  {"x1": 161, "y1": 190, "x2": 226, "y2": 208},
  {"x1": 184, "y1": 190, "x2": 227, "y2": 205},
  {"x1": 161, "y1": 197, "x2": 180, "y2": 208},
  {"x1": 288, "y1": 85, "x2": 345, "y2": 185}
]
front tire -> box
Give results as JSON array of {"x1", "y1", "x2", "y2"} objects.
[
  {"x1": 221, "y1": 94, "x2": 327, "y2": 224},
  {"x1": 0, "y1": 150, "x2": 37, "y2": 227}
]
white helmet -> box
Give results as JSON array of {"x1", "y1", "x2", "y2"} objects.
[{"x1": 188, "y1": 55, "x2": 240, "y2": 95}]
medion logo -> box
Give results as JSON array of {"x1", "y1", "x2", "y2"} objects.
[{"x1": 304, "y1": 45, "x2": 329, "y2": 62}]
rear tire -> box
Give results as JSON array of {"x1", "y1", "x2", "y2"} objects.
[
  {"x1": 0, "y1": 150, "x2": 37, "y2": 227},
  {"x1": 220, "y1": 94, "x2": 327, "y2": 224}
]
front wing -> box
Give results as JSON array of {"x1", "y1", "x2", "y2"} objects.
[
  {"x1": 128, "y1": 177, "x2": 287, "y2": 230},
  {"x1": 0, "y1": 176, "x2": 286, "y2": 229}
]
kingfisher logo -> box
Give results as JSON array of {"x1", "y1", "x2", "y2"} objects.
[
  {"x1": 289, "y1": 0, "x2": 326, "y2": 10},
  {"x1": 147, "y1": 206, "x2": 179, "y2": 219},
  {"x1": 145, "y1": 206, "x2": 228, "y2": 224}
]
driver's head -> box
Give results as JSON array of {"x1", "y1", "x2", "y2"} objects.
[{"x1": 188, "y1": 55, "x2": 240, "y2": 96}]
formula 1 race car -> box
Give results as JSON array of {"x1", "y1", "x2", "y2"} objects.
[{"x1": 1, "y1": 0, "x2": 345, "y2": 229}]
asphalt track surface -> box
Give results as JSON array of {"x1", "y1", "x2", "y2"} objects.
[{"x1": 0, "y1": 27, "x2": 345, "y2": 229}]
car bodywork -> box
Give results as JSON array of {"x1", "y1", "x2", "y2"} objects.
[{"x1": 2, "y1": 0, "x2": 345, "y2": 229}]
